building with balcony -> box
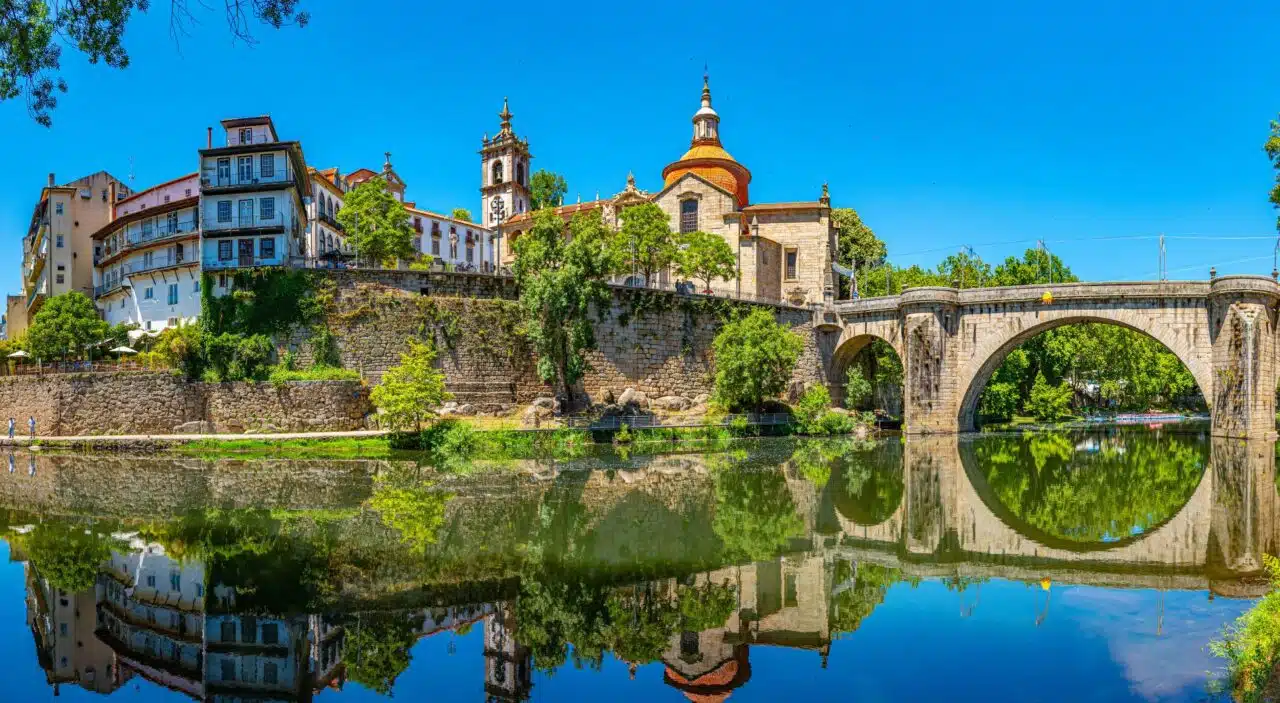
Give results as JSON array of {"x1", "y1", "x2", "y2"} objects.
[
  {"x1": 19, "y1": 171, "x2": 131, "y2": 327},
  {"x1": 199, "y1": 116, "x2": 309, "y2": 280},
  {"x1": 308, "y1": 167, "x2": 353, "y2": 267},
  {"x1": 25, "y1": 561, "x2": 130, "y2": 695},
  {"x1": 92, "y1": 174, "x2": 202, "y2": 333}
]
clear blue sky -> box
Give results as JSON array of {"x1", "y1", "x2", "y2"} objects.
[{"x1": 3, "y1": 0, "x2": 1280, "y2": 294}]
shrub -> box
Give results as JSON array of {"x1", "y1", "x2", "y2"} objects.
[
  {"x1": 310, "y1": 327, "x2": 342, "y2": 368},
  {"x1": 816, "y1": 410, "x2": 856, "y2": 435},
  {"x1": 203, "y1": 333, "x2": 274, "y2": 382},
  {"x1": 1212, "y1": 554, "x2": 1280, "y2": 702},
  {"x1": 845, "y1": 366, "x2": 873, "y2": 409},
  {"x1": 155, "y1": 324, "x2": 206, "y2": 379},
  {"x1": 370, "y1": 339, "x2": 450, "y2": 431},
  {"x1": 614, "y1": 423, "x2": 633, "y2": 444},
  {"x1": 267, "y1": 365, "x2": 360, "y2": 383},
  {"x1": 793, "y1": 385, "x2": 832, "y2": 434}
]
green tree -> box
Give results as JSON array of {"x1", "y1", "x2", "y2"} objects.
[
  {"x1": 711, "y1": 309, "x2": 804, "y2": 411},
  {"x1": 450, "y1": 208, "x2": 472, "y2": 223},
  {"x1": 990, "y1": 248, "x2": 1078, "y2": 286},
  {"x1": 845, "y1": 365, "x2": 873, "y2": 409},
  {"x1": 3, "y1": 0, "x2": 308, "y2": 126},
  {"x1": 832, "y1": 207, "x2": 886, "y2": 270},
  {"x1": 674, "y1": 230, "x2": 735, "y2": 292},
  {"x1": 336, "y1": 176, "x2": 414, "y2": 266},
  {"x1": 344, "y1": 612, "x2": 419, "y2": 696},
  {"x1": 937, "y1": 250, "x2": 992, "y2": 288},
  {"x1": 25, "y1": 291, "x2": 108, "y2": 360},
  {"x1": 370, "y1": 339, "x2": 450, "y2": 430},
  {"x1": 612, "y1": 202, "x2": 676, "y2": 285},
  {"x1": 529, "y1": 169, "x2": 568, "y2": 210},
  {"x1": 1026, "y1": 372, "x2": 1074, "y2": 421},
  {"x1": 1266, "y1": 116, "x2": 1280, "y2": 232},
  {"x1": 513, "y1": 209, "x2": 613, "y2": 404}
]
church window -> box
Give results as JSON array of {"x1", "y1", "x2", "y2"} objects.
[
  {"x1": 491, "y1": 161, "x2": 504, "y2": 185},
  {"x1": 785, "y1": 248, "x2": 798, "y2": 280},
  {"x1": 679, "y1": 199, "x2": 698, "y2": 234},
  {"x1": 516, "y1": 162, "x2": 525, "y2": 186}
]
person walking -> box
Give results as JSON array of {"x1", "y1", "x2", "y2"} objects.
[
  {"x1": 7, "y1": 418, "x2": 13, "y2": 440},
  {"x1": 27, "y1": 416, "x2": 35, "y2": 439}
]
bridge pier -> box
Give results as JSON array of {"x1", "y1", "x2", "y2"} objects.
[{"x1": 1209, "y1": 278, "x2": 1279, "y2": 439}]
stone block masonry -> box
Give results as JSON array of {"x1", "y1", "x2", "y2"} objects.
[
  {"x1": 0, "y1": 372, "x2": 370, "y2": 436},
  {"x1": 291, "y1": 270, "x2": 824, "y2": 404}
]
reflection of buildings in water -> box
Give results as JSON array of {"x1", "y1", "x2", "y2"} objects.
[
  {"x1": 24, "y1": 561, "x2": 131, "y2": 695},
  {"x1": 656, "y1": 553, "x2": 830, "y2": 701},
  {"x1": 18, "y1": 533, "x2": 524, "y2": 701}
]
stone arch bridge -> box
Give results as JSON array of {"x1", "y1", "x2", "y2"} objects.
[{"x1": 814, "y1": 276, "x2": 1280, "y2": 438}]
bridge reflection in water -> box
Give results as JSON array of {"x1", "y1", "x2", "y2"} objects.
[{"x1": 2, "y1": 432, "x2": 1273, "y2": 700}]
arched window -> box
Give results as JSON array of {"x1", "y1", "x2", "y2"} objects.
[
  {"x1": 516, "y1": 162, "x2": 525, "y2": 186},
  {"x1": 680, "y1": 199, "x2": 698, "y2": 233},
  {"x1": 491, "y1": 161, "x2": 504, "y2": 185}
]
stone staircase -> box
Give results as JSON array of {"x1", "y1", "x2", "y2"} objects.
[{"x1": 443, "y1": 381, "x2": 518, "y2": 414}]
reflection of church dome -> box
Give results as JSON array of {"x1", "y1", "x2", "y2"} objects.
[
  {"x1": 663, "y1": 644, "x2": 752, "y2": 701},
  {"x1": 661, "y1": 76, "x2": 752, "y2": 208}
]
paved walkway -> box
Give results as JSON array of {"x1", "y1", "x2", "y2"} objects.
[{"x1": 0, "y1": 429, "x2": 389, "y2": 444}]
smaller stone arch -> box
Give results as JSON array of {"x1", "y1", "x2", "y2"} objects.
[{"x1": 828, "y1": 327, "x2": 904, "y2": 410}]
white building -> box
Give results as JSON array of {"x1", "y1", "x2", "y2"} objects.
[
  {"x1": 92, "y1": 173, "x2": 202, "y2": 333},
  {"x1": 308, "y1": 167, "x2": 353, "y2": 266},
  {"x1": 198, "y1": 116, "x2": 309, "y2": 284},
  {"x1": 407, "y1": 207, "x2": 495, "y2": 272}
]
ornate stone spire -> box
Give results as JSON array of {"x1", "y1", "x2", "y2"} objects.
[
  {"x1": 820, "y1": 182, "x2": 830, "y2": 206},
  {"x1": 692, "y1": 72, "x2": 720, "y2": 146},
  {"x1": 383, "y1": 151, "x2": 393, "y2": 174},
  {"x1": 498, "y1": 97, "x2": 513, "y2": 135}
]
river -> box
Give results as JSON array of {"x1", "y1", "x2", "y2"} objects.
[{"x1": 0, "y1": 426, "x2": 1272, "y2": 701}]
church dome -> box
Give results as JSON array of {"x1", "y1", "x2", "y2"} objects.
[{"x1": 661, "y1": 76, "x2": 751, "y2": 208}]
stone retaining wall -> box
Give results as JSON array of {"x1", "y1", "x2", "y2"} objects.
[
  {"x1": 0, "y1": 372, "x2": 370, "y2": 435},
  {"x1": 292, "y1": 270, "x2": 823, "y2": 405}
]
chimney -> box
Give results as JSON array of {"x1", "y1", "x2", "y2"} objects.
[
  {"x1": 47, "y1": 173, "x2": 54, "y2": 187},
  {"x1": 108, "y1": 182, "x2": 117, "y2": 221},
  {"x1": 206, "y1": 127, "x2": 212, "y2": 149}
]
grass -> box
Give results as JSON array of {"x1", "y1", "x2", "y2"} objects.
[
  {"x1": 1211, "y1": 554, "x2": 1280, "y2": 702},
  {"x1": 267, "y1": 365, "x2": 361, "y2": 383},
  {"x1": 171, "y1": 436, "x2": 396, "y2": 459}
]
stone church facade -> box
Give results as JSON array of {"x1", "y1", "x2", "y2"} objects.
[{"x1": 492, "y1": 76, "x2": 837, "y2": 306}]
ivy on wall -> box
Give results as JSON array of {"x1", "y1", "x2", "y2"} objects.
[{"x1": 201, "y1": 269, "x2": 327, "y2": 336}]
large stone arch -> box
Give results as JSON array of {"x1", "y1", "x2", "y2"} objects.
[{"x1": 955, "y1": 311, "x2": 1215, "y2": 431}]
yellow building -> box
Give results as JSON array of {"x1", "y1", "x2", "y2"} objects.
[{"x1": 498, "y1": 76, "x2": 837, "y2": 306}]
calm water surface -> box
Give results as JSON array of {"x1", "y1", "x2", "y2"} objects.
[{"x1": 2, "y1": 427, "x2": 1275, "y2": 702}]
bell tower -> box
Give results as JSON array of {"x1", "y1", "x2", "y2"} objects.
[{"x1": 480, "y1": 98, "x2": 532, "y2": 228}]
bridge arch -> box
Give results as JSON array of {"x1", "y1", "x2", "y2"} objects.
[
  {"x1": 955, "y1": 313, "x2": 1214, "y2": 431},
  {"x1": 827, "y1": 323, "x2": 904, "y2": 409}
]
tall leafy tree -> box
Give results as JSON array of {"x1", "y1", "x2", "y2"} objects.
[
  {"x1": 832, "y1": 207, "x2": 886, "y2": 270},
  {"x1": 336, "y1": 176, "x2": 414, "y2": 265},
  {"x1": 612, "y1": 202, "x2": 676, "y2": 285},
  {"x1": 990, "y1": 247, "x2": 1078, "y2": 286},
  {"x1": 370, "y1": 339, "x2": 451, "y2": 431},
  {"x1": 937, "y1": 250, "x2": 992, "y2": 288},
  {"x1": 1267, "y1": 116, "x2": 1280, "y2": 231},
  {"x1": 711, "y1": 308, "x2": 804, "y2": 411},
  {"x1": 2, "y1": 0, "x2": 308, "y2": 126},
  {"x1": 529, "y1": 169, "x2": 568, "y2": 210},
  {"x1": 674, "y1": 230, "x2": 735, "y2": 292},
  {"x1": 25, "y1": 291, "x2": 108, "y2": 359},
  {"x1": 513, "y1": 208, "x2": 613, "y2": 404}
]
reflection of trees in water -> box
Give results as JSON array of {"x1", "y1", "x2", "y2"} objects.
[
  {"x1": 712, "y1": 465, "x2": 806, "y2": 563},
  {"x1": 970, "y1": 431, "x2": 1206, "y2": 543},
  {"x1": 16, "y1": 520, "x2": 122, "y2": 593},
  {"x1": 828, "y1": 560, "x2": 904, "y2": 635},
  {"x1": 341, "y1": 611, "x2": 420, "y2": 695},
  {"x1": 512, "y1": 574, "x2": 737, "y2": 673},
  {"x1": 824, "y1": 441, "x2": 904, "y2": 526}
]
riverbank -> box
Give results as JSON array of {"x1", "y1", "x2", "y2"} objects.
[{"x1": 4, "y1": 416, "x2": 878, "y2": 460}]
